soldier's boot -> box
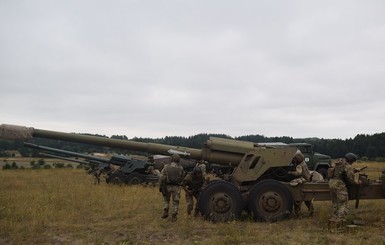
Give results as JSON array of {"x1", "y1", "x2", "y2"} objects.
[
  {"x1": 293, "y1": 201, "x2": 301, "y2": 218},
  {"x1": 187, "y1": 209, "x2": 192, "y2": 217},
  {"x1": 161, "y1": 208, "x2": 169, "y2": 219},
  {"x1": 328, "y1": 216, "x2": 343, "y2": 232},
  {"x1": 171, "y1": 213, "x2": 177, "y2": 222},
  {"x1": 308, "y1": 205, "x2": 314, "y2": 217},
  {"x1": 194, "y1": 210, "x2": 200, "y2": 217}
]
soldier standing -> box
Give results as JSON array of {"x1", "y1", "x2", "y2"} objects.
[
  {"x1": 288, "y1": 150, "x2": 313, "y2": 217},
  {"x1": 328, "y1": 153, "x2": 362, "y2": 227},
  {"x1": 182, "y1": 166, "x2": 206, "y2": 217},
  {"x1": 159, "y1": 154, "x2": 185, "y2": 222}
]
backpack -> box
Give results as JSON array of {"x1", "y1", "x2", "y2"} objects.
[{"x1": 166, "y1": 165, "x2": 183, "y2": 184}]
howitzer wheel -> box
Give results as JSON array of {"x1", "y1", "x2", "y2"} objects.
[
  {"x1": 316, "y1": 167, "x2": 328, "y2": 180},
  {"x1": 107, "y1": 172, "x2": 125, "y2": 186},
  {"x1": 112, "y1": 176, "x2": 123, "y2": 185},
  {"x1": 126, "y1": 173, "x2": 143, "y2": 185},
  {"x1": 198, "y1": 181, "x2": 243, "y2": 222},
  {"x1": 248, "y1": 180, "x2": 293, "y2": 222}
]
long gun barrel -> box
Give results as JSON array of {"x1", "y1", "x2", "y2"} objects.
[
  {"x1": 24, "y1": 142, "x2": 110, "y2": 163},
  {"x1": 39, "y1": 152, "x2": 95, "y2": 166},
  {"x1": 24, "y1": 142, "x2": 132, "y2": 167},
  {"x1": 2, "y1": 124, "x2": 262, "y2": 165},
  {"x1": 0, "y1": 124, "x2": 296, "y2": 168}
]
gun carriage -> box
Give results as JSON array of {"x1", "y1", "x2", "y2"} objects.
[{"x1": 1, "y1": 124, "x2": 385, "y2": 222}]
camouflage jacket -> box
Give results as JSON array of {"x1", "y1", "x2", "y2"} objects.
[
  {"x1": 160, "y1": 162, "x2": 184, "y2": 185},
  {"x1": 289, "y1": 161, "x2": 311, "y2": 182},
  {"x1": 182, "y1": 173, "x2": 205, "y2": 192},
  {"x1": 328, "y1": 158, "x2": 356, "y2": 190}
]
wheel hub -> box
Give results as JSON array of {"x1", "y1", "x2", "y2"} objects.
[
  {"x1": 210, "y1": 193, "x2": 232, "y2": 214},
  {"x1": 260, "y1": 191, "x2": 282, "y2": 212}
]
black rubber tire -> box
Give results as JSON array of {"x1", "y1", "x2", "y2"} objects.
[
  {"x1": 198, "y1": 181, "x2": 243, "y2": 222},
  {"x1": 248, "y1": 179, "x2": 293, "y2": 222},
  {"x1": 126, "y1": 173, "x2": 143, "y2": 185},
  {"x1": 112, "y1": 176, "x2": 123, "y2": 185},
  {"x1": 316, "y1": 167, "x2": 328, "y2": 180},
  {"x1": 107, "y1": 172, "x2": 124, "y2": 185}
]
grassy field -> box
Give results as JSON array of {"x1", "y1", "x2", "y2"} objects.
[
  {"x1": 1, "y1": 157, "x2": 79, "y2": 169},
  {"x1": 0, "y1": 161, "x2": 385, "y2": 244}
]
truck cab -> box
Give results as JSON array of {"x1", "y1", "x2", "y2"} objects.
[{"x1": 289, "y1": 143, "x2": 331, "y2": 178}]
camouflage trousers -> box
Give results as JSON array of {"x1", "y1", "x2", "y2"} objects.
[
  {"x1": 329, "y1": 187, "x2": 349, "y2": 220},
  {"x1": 163, "y1": 185, "x2": 182, "y2": 215},
  {"x1": 185, "y1": 190, "x2": 201, "y2": 216}
]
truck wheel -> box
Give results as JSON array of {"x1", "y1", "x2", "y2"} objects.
[
  {"x1": 316, "y1": 168, "x2": 328, "y2": 180},
  {"x1": 198, "y1": 181, "x2": 243, "y2": 222},
  {"x1": 108, "y1": 172, "x2": 124, "y2": 185},
  {"x1": 126, "y1": 173, "x2": 143, "y2": 185},
  {"x1": 112, "y1": 176, "x2": 123, "y2": 185},
  {"x1": 248, "y1": 180, "x2": 293, "y2": 222}
]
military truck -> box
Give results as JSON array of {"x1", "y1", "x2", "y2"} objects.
[
  {"x1": 250, "y1": 142, "x2": 331, "y2": 179},
  {"x1": 1, "y1": 124, "x2": 385, "y2": 222},
  {"x1": 289, "y1": 143, "x2": 331, "y2": 178}
]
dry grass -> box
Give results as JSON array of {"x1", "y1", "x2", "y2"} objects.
[
  {"x1": 1, "y1": 157, "x2": 79, "y2": 168},
  {"x1": 0, "y1": 162, "x2": 385, "y2": 244}
]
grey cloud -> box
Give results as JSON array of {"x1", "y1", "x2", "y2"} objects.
[{"x1": 1, "y1": 1, "x2": 385, "y2": 139}]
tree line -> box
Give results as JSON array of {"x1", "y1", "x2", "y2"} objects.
[{"x1": 1, "y1": 132, "x2": 385, "y2": 161}]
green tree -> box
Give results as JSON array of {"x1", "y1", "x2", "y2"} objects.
[{"x1": 11, "y1": 162, "x2": 18, "y2": 169}]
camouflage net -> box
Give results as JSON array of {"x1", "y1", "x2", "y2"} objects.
[{"x1": 0, "y1": 124, "x2": 34, "y2": 140}]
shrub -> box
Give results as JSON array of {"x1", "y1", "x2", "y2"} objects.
[
  {"x1": 54, "y1": 163, "x2": 65, "y2": 168},
  {"x1": 374, "y1": 157, "x2": 385, "y2": 162},
  {"x1": 38, "y1": 159, "x2": 45, "y2": 166},
  {"x1": 11, "y1": 162, "x2": 18, "y2": 169}
]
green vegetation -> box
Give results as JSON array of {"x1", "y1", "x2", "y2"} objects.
[
  {"x1": 2, "y1": 132, "x2": 385, "y2": 161},
  {"x1": 0, "y1": 162, "x2": 385, "y2": 244},
  {"x1": 1, "y1": 157, "x2": 76, "y2": 170}
]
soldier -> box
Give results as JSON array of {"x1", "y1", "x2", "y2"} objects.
[
  {"x1": 288, "y1": 150, "x2": 314, "y2": 217},
  {"x1": 182, "y1": 166, "x2": 206, "y2": 217},
  {"x1": 87, "y1": 167, "x2": 101, "y2": 184},
  {"x1": 197, "y1": 160, "x2": 207, "y2": 175},
  {"x1": 159, "y1": 154, "x2": 185, "y2": 222},
  {"x1": 328, "y1": 153, "x2": 362, "y2": 227},
  {"x1": 145, "y1": 157, "x2": 161, "y2": 186}
]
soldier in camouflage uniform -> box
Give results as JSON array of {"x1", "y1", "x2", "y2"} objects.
[
  {"x1": 182, "y1": 166, "x2": 206, "y2": 217},
  {"x1": 328, "y1": 153, "x2": 362, "y2": 226},
  {"x1": 288, "y1": 150, "x2": 314, "y2": 216},
  {"x1": 159, "y1": 154, "x2": 185, "y2": 222}
]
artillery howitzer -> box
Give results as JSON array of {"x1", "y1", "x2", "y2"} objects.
[
  {"x1": 23, "y1": 142, "x2": 158, "y2": 185},
  {"x1": 25, "y1": 143, "x2": 110, "y2": 170},
  {"x1": 38, "y1": 151, "x2": 111, "y2": 184},
  {"x1": 23, "y1": 142, "x2": 197, "y2": 185},
  {"x1": 1, "y1": 124, "x2": 385, "y2": 222}
]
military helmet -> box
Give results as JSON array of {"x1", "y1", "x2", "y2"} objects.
[
  {"x1": 193, "y1": 166, "x2": 202, "y2": 174},
  {"x1": 171, "y1": 154, "x2": 180, "y2": 163},
  {"x1": 293, "y1": 150, "x2": 304, "y2": 163},
  {"x1": 345, "y1": 152, "x2": 358, "y2": 163},
  {"x1": 192, "y1": 166, "x2": 202, "y2": 177}
]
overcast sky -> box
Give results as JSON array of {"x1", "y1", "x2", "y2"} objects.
[{"x1": 1, "y1": 1, "x2": 385, "y2": 140}]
